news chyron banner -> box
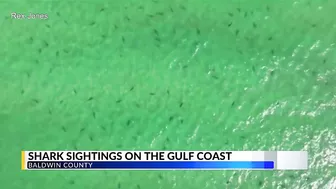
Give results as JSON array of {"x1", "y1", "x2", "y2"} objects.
[{"x1": 21, "y1": 151, "x2": 308, "y2": 170}]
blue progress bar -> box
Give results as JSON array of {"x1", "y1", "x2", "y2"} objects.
[{"x1": 27, "y1": 161, "x2": 274, "y2": 169}]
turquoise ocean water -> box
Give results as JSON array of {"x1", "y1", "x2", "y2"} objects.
[{"x1": 0, "y1": 0, "x2": 335, "y2": 188}]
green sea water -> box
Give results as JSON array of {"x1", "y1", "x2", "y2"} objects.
[{"x1": 1, "y1": 0, "x2": 335, "y2": 188}]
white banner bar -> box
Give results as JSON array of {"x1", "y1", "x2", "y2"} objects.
[{"x1": 21, "y1": 151, "x2": 308, "y2": 170}]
